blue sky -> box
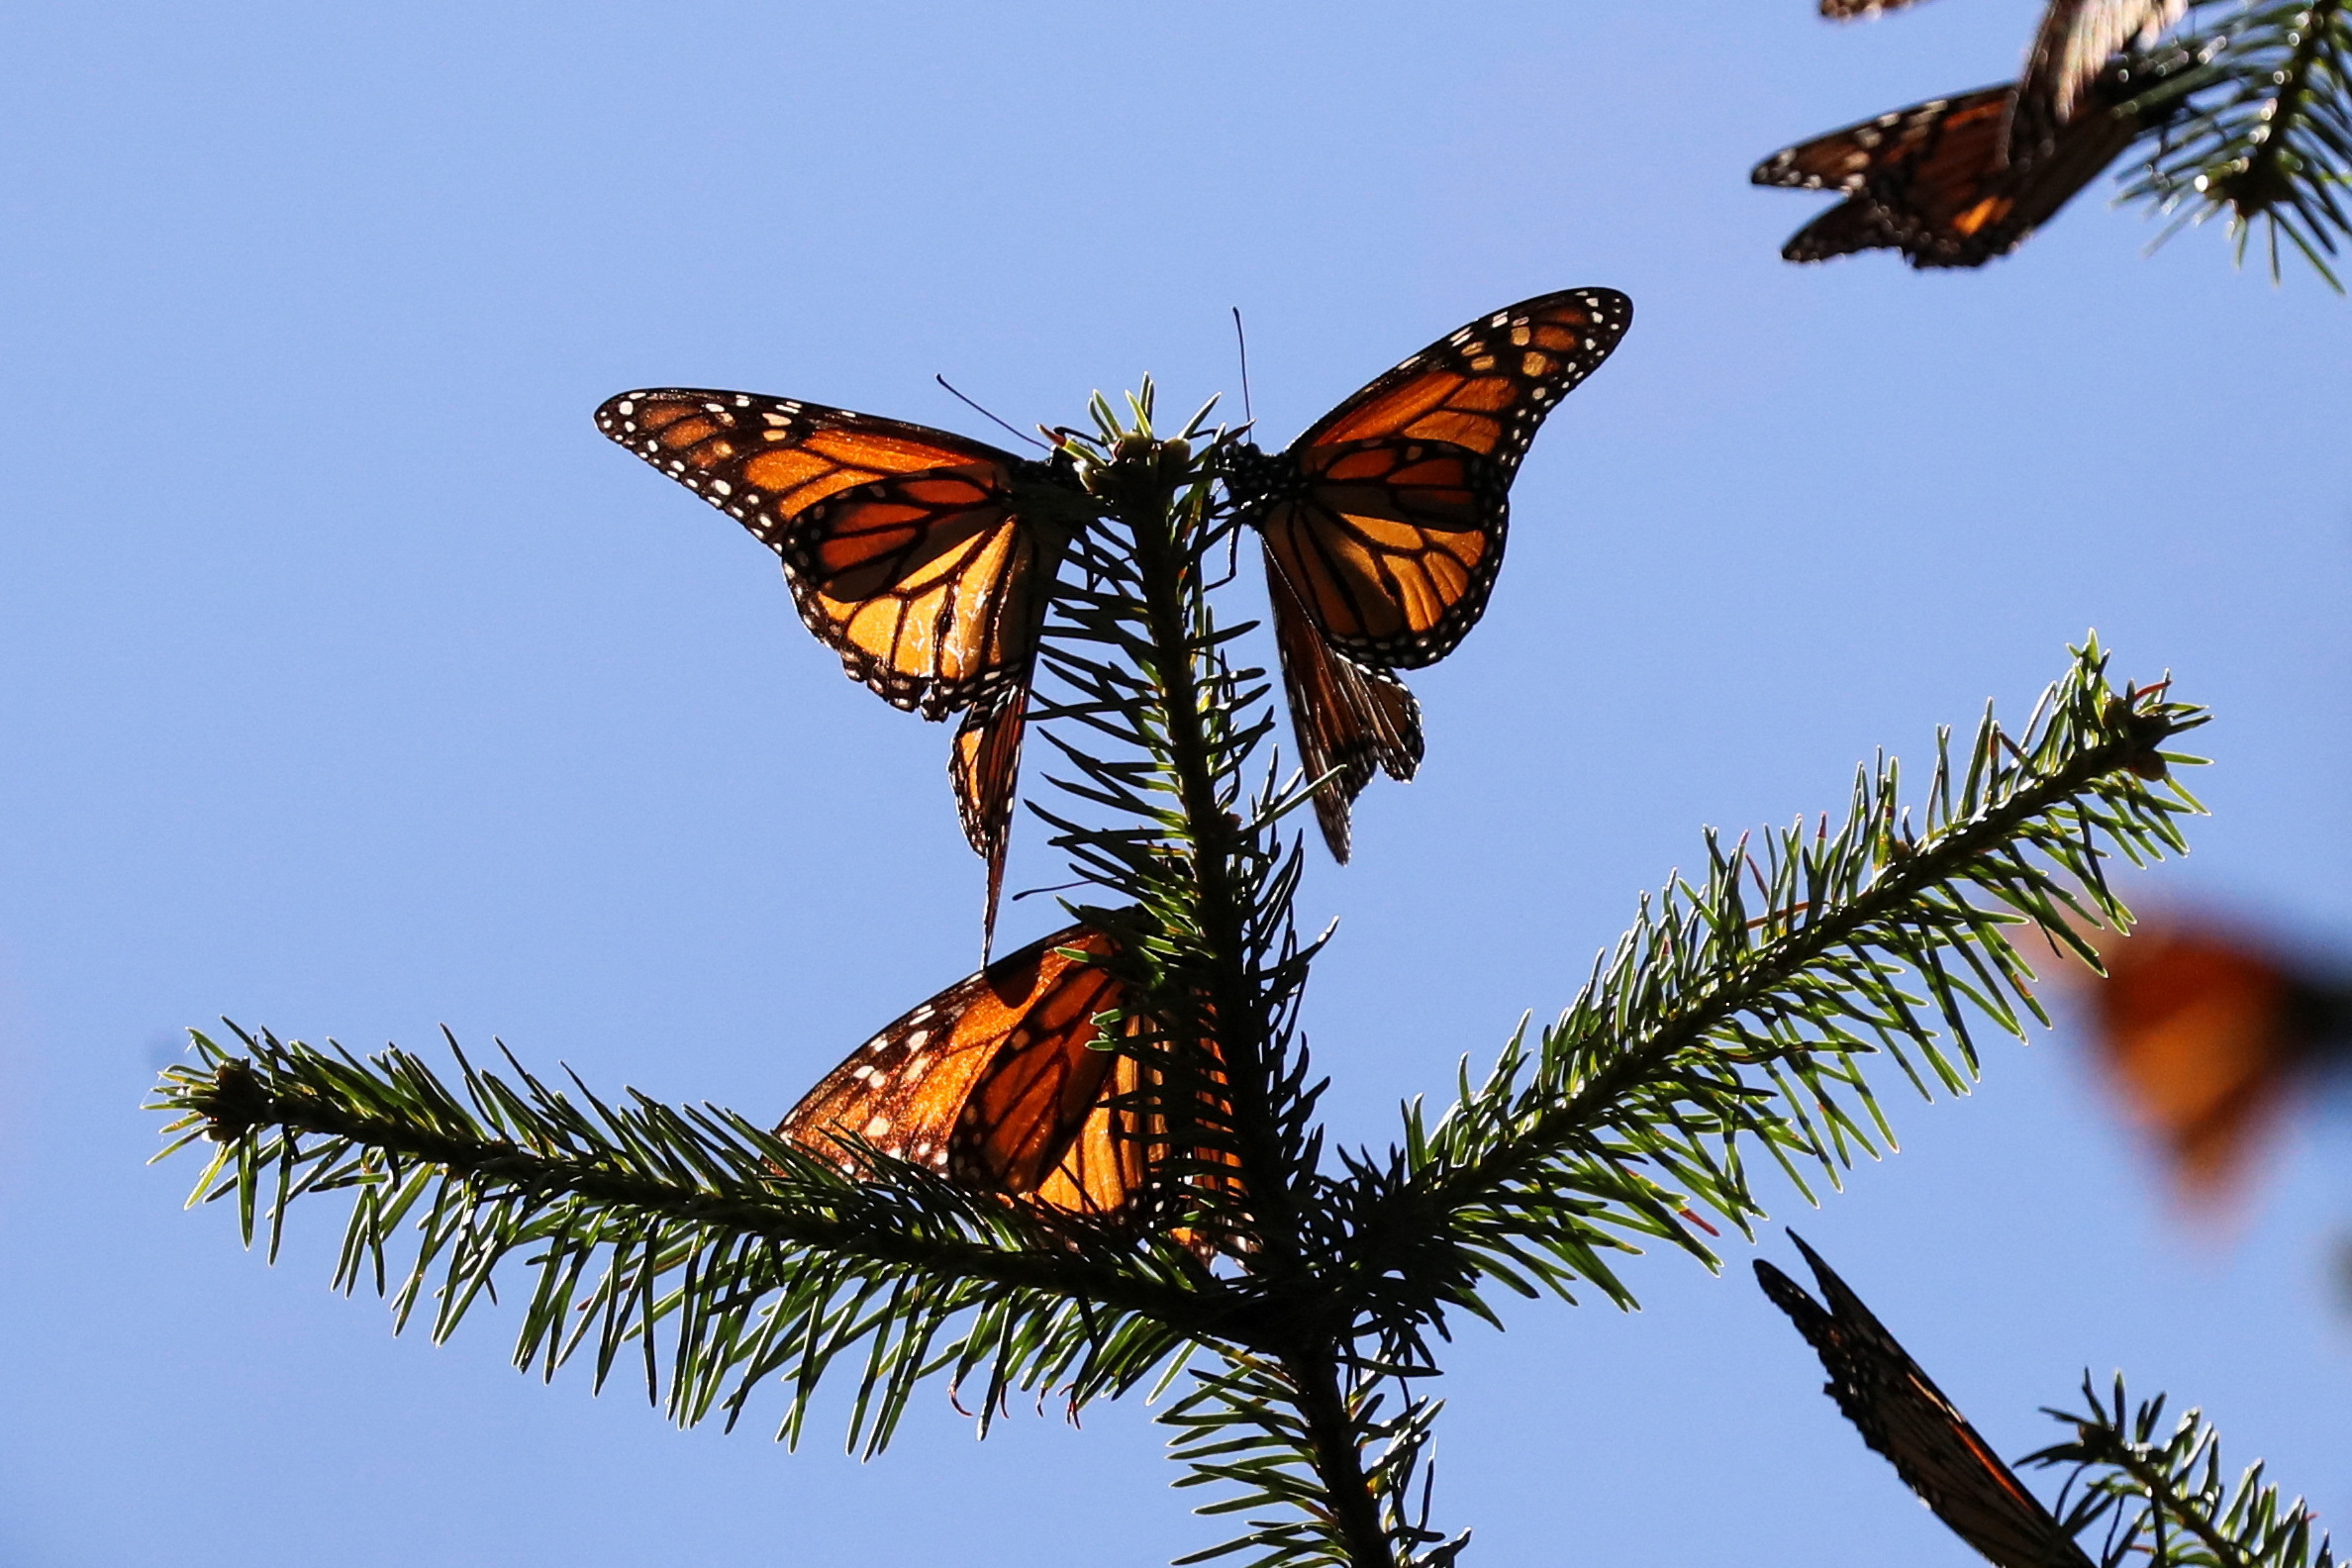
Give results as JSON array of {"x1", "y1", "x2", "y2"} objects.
[{"x1": 1, "y1": 2, "x2": 2347, "y2": 1564}]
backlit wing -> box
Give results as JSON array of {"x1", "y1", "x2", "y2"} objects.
[
  {"x1": 949, "y1": 677, "x2": 1033, "y2": 957},
  {"x1": 1821, "y1": 0, "x2": 1941, "y2": 15},
  {"x1": 780, "y1": 462, "x2": 1061, "y2": 719},
  {"x1": 1252, "y1": 288, "x2": 1630, "y2": 669},
  {"x1": 595, "y1": 388, "x2": 1014, "y2": 550},
  {"x1": 2018, "y1": 0, "x2": 2189, "y2": 147},
  {"x1": 1756, "y1": 1236, "x2": 2099, "y2": 1568},
  {"x1": 1264, "y1": 551, "x2": 1422, "y2": 862},
  {"x1": 779, "y1": 924, "x2": 1127, "y2": 1197},
  {"x1": 778, "y1": 923, "x2": 1235, "y2": 1246}
]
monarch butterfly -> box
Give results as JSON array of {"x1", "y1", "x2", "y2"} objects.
[
  {"x1": 1752, "y1": 49, "x2": 2192, "y2": 267},
  {"x1": 1224, "y1": 288, "x2": 1632, "y2": 860},
  {"x1": 595, "y1": 390, "x2": 1099, "y2": 950},
  {"x1": 1814, "y1": 1, "x2": 2190, "y2": 160},
  {"x1": 1756, "y1": 1234, "x2": 2098, "y2": 1568},
  {"x1": 2076, "y1": 916, "x2": 2352, "y2": 1199},
  {"x1": 778, "y1": 919, "x2": 1239, "y2": 1248}
]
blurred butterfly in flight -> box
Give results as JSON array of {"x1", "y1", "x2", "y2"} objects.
[
  {"x1": 1757, "y1": 1233, "x2": 2099, "y2": 1568},
  {"x1": 1752, "y1": 47, "x2": 2199, "y2": 268},
  {"x1": 777, "y1": 918, "x2": 1239, "y2": 1254},
  {"x1": 1763, "y1": 0, "x2": 2199, "y2": 268},
  {"x1": 2071, "y1": 913, "x2": 2352, "y2": 1202},
  {"x1": 1222, "y1": 288, "x2": 1632, "y2": 860},
  {"x1": 1816, "y1": 0, "x2": 2190, "y2": 159},
  {"x1": 595, "y1": 389, "x2": 1100, "y2": 952}
]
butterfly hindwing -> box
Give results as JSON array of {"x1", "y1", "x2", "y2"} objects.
[
  {"x1": 1264, "y1": 553, "x2": 1423, "y2": 862},
  {"x1": 950, "y1": 678, "x2": 1031, "y2": 956},
  {"x1": 780, "y1": 461, "x2": 1059, "y2": 719},
  {"x1": 1756, "y1": 1236, "x2": 2098, "y2": 1568}
]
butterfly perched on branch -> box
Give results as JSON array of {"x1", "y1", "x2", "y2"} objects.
[
  {"x1": 1814, "y1": 0, "x2": 2190, "y2": 162},
  {"x1": 1223, "y1": 288, "x2": 1632, "y2": 860},
  {"x1": 1756, "y1": 1234, "x2": 2098, "y2": 1568},
  {"x1": 596, "y1": 390, "x2": 1101, "y2": 951},
  {"x1": 2072, "y1": 914, "x2": 2352, "y2": 1200},
  {"x1": 1752, "y1": 49, "x2": 2197, "y2": 267},
  {"x1": 777, "y1": 919, "x2": 1239, "y2": 1252}
]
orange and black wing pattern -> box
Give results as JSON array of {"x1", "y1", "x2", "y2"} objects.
[
  {"x1": 596, "y1": 388, "x2": 1081, "y2": 721},
  {"x1": 1234, "y1": 288, "x2": 1631, "y2": 671},
  {"x1": 949, "y1": 678, "x2": 1032, "y2": 955},
  {"x1": 1755, "y1": 53, "x2": 2188, "y2": 268},
  {"x1": 779, "y1": 922, "x2": 1239, "y2": 1240},
  {"x1": 1756, "y1": 1236, "x2": 2099, "y2": 1568},
  {"x1": 2080, "y1": 917, "x2": 2352, "y2": 1199},
  {"x1": 1264, "y1": 553, "x2": 1422, "y2": 863}
]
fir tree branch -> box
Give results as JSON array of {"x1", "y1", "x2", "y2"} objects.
[
  {"x1": 2026, "y1": 1375, "x2": 2336, "y2": 1568},
  {"x1": 2122, "y1": 0, "x2": 2352, "y2": 286},
  {"x1": 1337, "y1": 642, "x2": 2204, "y2": 1349},
  {"x1": 150, "y1": 1026, "x2": 1228, "y2": 1453}
]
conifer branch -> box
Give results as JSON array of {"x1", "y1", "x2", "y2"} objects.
[
  {"x1": 149, "y1": 1026, "x2": 1224, "y2": 1454},
  {"x1": 1338, "y1": 642, "x2": 2204, "y2": 1350},
  {"x1": 2122, "y1": 0, "x2": 2352, "y2": 285},
  {"x1": 2026, "y1": 1375, "x2": 2337, "y2": 1568}
]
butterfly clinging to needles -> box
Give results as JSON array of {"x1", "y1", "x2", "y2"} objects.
[
  {"x1": 777, "y1": 918, "x2": 1239, "y2": 1251},
  {"x1": 1222, "y1": 288, "x2": 1632, "y2": 860},
  {"x1": 595, "y1": 389, "x2": 1100, "y2": 951},
  {"x1": 1756, "y1": 1234, "x2": 2099, "y2": 1568},
  {"x1": 1752, "y1": 48, "x2": 2198, "y2": 268}
]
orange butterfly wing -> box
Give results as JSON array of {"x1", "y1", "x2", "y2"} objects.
[
  {"x1": 949, "y1": 680, "x2": 1031, "y2": 957},
  {"x1": 2082, "y1": 920, "x2": 2325, "y2": 1197},
  {"x1": 779, "y1": 924, "x2": 1127, "y2": 1194},
  {"x1": 1264, "y1": 553, "x2": 1422, "y2": 863},
  {"x1": 1758, "y1": 52, "x2": 2185, "y2": 269},
  {"x1": 1249, "y1": 288, "x2": 1631, "y2": 670},
  {"x1": 597, "y1": 389, "x2": 1077, "y2": 720},
  {"x1": 778, "y1": 923, "x2": 1236, "y2": 1244},
  {"x1": 1757, "y1": 1237, "x2": 2099, "y2": 1568}
]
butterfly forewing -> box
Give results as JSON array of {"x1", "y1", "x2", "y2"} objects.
[
  {"x1": 1250, "y1": 287, "x2": 1630, "y2": 672},
  {"x1": 594, "y1": 389, "x2": 1011, "y2": 550},
  {"x1": 1300, "y1": 288, "x2": 1632, "y2": 484},
  {"x1": 1757, "y1": 1237, "x2": 2098, "y2": 1568},
  {"x1": 1752, "y1": 88, "x2": 2011, "y2": 195},
  {"x1": 779, "y1": 924, "x2": 1123, "y2": 1189}
]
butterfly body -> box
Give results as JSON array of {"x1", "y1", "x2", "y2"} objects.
[
  {"x1": 597, "y1": 388, "x2": 1100, "y2": 947},
  {"x1": 1225, "y1": 288, "x2": 1631, "y2": 858}
]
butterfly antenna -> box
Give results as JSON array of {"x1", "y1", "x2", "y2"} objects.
[
  {"x1": 936, "y1": 375, "x2": 1047, "y2": 450},
  {"x1": 1230, "y1": 307, "x2": 1254, "y2": 428}
]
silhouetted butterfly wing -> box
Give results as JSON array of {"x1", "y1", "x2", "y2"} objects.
[{"x1": 1756, "y1": 1235, "x2": 2098, "y2": 1568}]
